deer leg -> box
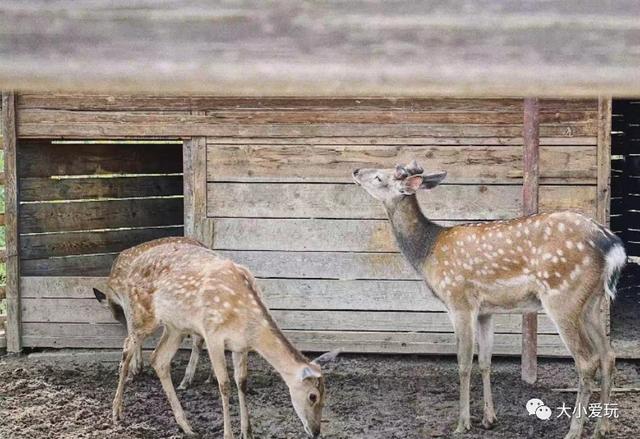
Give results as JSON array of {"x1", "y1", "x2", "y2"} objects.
[
  {"x1": 477, "y1": 314, "x2": 497, "y2": 429},
  {"x1": 206, "y1": 337, "x2": 235, "y2": 439},
  {"x1": 584, "y1": 295, "x2": 616, "y2": 439},
  {"x1": 112, "y1": 334, "x2": 141, "y2": 423},
  {"x1": 451, "y1": 310, "x2": 476, "y2": 434},
  {"x1": 128, "y1": 345, "x2": 144, "y2": 379},
  {"x1": 179, "y1": 334, "x2": 204, "y2": 390},
  {"x1": 151, "y1": 327, "x2": 195, "y2": 436},
  {"x1": 545, "y1": 301, "x2": 598, "y2": 439},
  {"x1": 233, "y1": 350, "x2": 253, "y2": 439}
]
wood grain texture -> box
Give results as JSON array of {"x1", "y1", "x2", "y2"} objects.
[
  {"x1": 20, "y1": 254, "x2": 117, "y2": 277},
  {"x1": 20, "y1": 175, "x2": 183, "y2": 202},
  {"x1": 1, "y1": 2, "x2": 640, "y2": 96},
  {"x1": 184, "y1": 137, "x2": 214, "y2": 247},
  {"x1": 521, "y1": 97, "x2": 540, "y2": 384},
  {"x1": 19, "y1": 325, "x2": 571, "y2": 357},
  {"x1": 17, "y1": 95, "x2": 599, "y2": 113},
  {"x1": 20, "y1": 226, "x2": 183, "y2": 259},
  {"x1": 16, "y1": 114, "x2": 597, "y2": 138},
  {"x1": 20, "y1": 197, "x2": 183, "y2": 233},
  {"x1": 207, "y1": 183, "x2": 597, "y2": 219},
  {"x1": 17, "y1": 141, "x2": 183, "y2": 178},
  {"x1": 207, "y1": 144, "x2": 597, "y2": 184},
  {"x1": 2, "y1": 92, "x2": 21, "y2": 352},
  {"x1": 20, "y1": 297, "x2": 558, "y2": 334}
]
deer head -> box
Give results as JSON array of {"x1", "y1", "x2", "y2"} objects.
[
  {"x1": 288, "y1": 350, "x2": 340, "y2": 438},
  {"x1": 352, "y1": 160, "x2": 447, "y2": 205}
]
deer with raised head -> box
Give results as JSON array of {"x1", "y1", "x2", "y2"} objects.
[
  {"x1": 94, "y1": 237, "x2": 339, "y2": 438},
  {"x1": 353, "y1": 161, "x2": 625, "y2": 439}
]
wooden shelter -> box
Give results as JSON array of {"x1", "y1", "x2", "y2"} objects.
[{"x1": 1, "y1": 1, "x2": 640, "y2": 372}]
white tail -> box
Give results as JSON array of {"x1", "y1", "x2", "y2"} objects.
[{"x1": 354, "y1": 161, "x2": 623, "y2": 439}]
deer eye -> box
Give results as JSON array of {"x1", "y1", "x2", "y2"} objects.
[{"x1": 309, "y1": 393, "x2": 318, "y2": 404}]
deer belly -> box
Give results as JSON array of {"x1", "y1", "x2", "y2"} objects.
[{"x1": 475, "y1": 275, "x2": 543, "y2": 313}]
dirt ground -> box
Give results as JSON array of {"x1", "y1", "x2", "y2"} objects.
[{"x1": 0, "y1": 352, "x2": 639, "y2": 439}]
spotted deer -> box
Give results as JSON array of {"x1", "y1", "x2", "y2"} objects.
[
  {"x1": 353, "y1": 161, "x2": 625, "y2": 439},
  {"x1": 94, "y1": 237, "x2": 339, "y2": 438}
]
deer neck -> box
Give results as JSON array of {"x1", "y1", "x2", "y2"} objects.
[
  {"x1": 385, "y1": 195, "x2": 446, "y2": 273},
  {"x1": 253, "y1": 319, "x2": 309, "y2": 385}
]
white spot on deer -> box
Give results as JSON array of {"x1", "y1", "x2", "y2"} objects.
[
  {"x1": 506, "y1": 238, "x2": 513, "y2": 244},
  {"x1": 213, "y1": 296, "x2": 221, "y2": 303},
  {"x1": 556, "y1": 249, "x2": 564, "y2": 256},
  {"x1": 582, "y1": 256, "x2": 592, "y2": 265},
  {"x1": 516, "y1": 231, "x2": 522, "y2": 238},
  {"x1": 443, "y1": 260, "x2": 449, "y2": 266},
  {"x1": 522, "y1": 267, "x2": 530, "y2": 274},
  {"x1": 542, "y1": 253, "x2": 552, "y2": 260},
  {"x1": 552, "y1": 256, "x2": 559, "y2": 263},
  {"x1": 558, "y1": 222, "x2": 566, "y2": 232},
  {"x1": 497, "y1": 232, "x2": 504, "y2": 238},
  {"x1": 577, "y1": 242, "x2": 585, "y2": 251},
  {"x1": 223, "y1": 302, "x2": 231, "y2": 308},
  {"x1": 544, "y1": 227, "x2": 552, "y2": 235},
  {"x1": 566, "y1": 241, "x2": 574, "y2": 249},
  {"x1": 455, "y1": 274, "x2": 464, "y2": 282}
]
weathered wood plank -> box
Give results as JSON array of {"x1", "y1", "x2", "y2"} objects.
[
  {"x1": 17, "y1": 113, "x2": 597, "y2": 138},
  {"x1": 521, "y1": 97, "x2": 540, "y2": 384},
  {"x1": 20, "y1": 175, "x2": 183, "y2": 202},
  {"x1": 207, "y1": 144, "x2": 597, "y2": 184},
  {"x1": 17, "y1": 95, "x2": 598, "y2": 113},
  {"x1": 2, "y1": 91, "x2": 21, "y2": 352},
  {"x1": 184, "y1": 137, "x2": 214, "y2": 247},
  {"x1": 206, "y1": 136, "x2": 598, "y2": 146},
  {"x1": 21, "y1": 276, "x2": 443, "y2": 311},
  {"x1": 0, "y1": 286, "x2": 6, "y2": 300},
  {"x1": 2, "y1": 2, "x2": 640, "y2": 97},
  {"x1": 19, "y1": 326, "x2": 570, "y2": 357},
  {"x1": 20, "y1": 298, "x2": 558, "y2": 333},
  {"x1": 21, "y1": 254, "x2": 117, "y2": 277},
  {"x1": 17, "y1": 141, "x2": 183, "y2": 178},
  {"x1": 207, "y1": 183, "x2": 597, "y2": 219},
  {"x1": 20, "y1": 197, "x2": 183, "y2": 233},
  {"x1": 20, "y1": 226, "x2": 183, "y2": 259}
]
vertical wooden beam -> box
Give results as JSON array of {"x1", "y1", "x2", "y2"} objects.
[
  {"x1": 2, "y1": 92, "x2": 21, "y2": 352},
  {"x1": 521, "y1": 97, "x2": 539, "y2": 383},
  {"x1": 597, "y1": 97, "x2": 613, "y2": 334},
  {"x1": 183, "y1": 136, "x2": 214, "y2": 248}
]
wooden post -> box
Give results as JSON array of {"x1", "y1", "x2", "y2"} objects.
[
  {"x1": 521, "y1": 97, "x2": 539, "y2": 383},
  {"x1": 183, "y1": 136, "x2": 214, "y2": 248},
  {"x1": 2, "y1": 91, "x2": 21, "y2": 353},
  {"x1": 597, "y1": 97, "x2": 613, "y2": 334}
]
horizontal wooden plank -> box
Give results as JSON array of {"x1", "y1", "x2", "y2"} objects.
[
  {"x1": 17, "y1": 95, "x2": 598, "y2": 113},
  {"x1": 20, "y1": 324, "x2": 570, "y2": 357},
  {"x1": 17, "y1": 112, "x2": 597, "y2": 138},
  {"x1": 2, "y1": 2, "x2": 640, "y2": 97},
  {"x1": 20, "y1": 226, "x2": 183, "y2": 259},
  {"x1": 0, "y1": 286, "x2": 5, "y2": 300},
  {"x1": 20, "y1": 298, "x2": 558, "y2": 334},
  {"x1": 21, "y1": 254, "x2": 117, "y2": 277},
  {"x1": 20, "y1": 197, "x2": 183, "y2": 233},
  {"x1": 206, "y1": 136, "x2": 598, "y2": 146},
  {"x1": 17, "y1": 141, "x2": 183, "y2": 178},
  {"x1": 207, "y1": 183, "x2": 597, "y2": 219},
  {"x1": 20, "y1": 175, "x2": 183, "y2": 202},
  {"x1": 207, "y1": 144, "x2": 597, "y2": 184}
]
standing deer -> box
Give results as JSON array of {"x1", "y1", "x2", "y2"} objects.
[
  {"x1": 95, "y1": 237, "x2": 339, "y2": 438},
  {"x1": 353, "y1": 161, "x2": 625, "y2": 439}
]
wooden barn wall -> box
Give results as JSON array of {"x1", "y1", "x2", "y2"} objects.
[{"x1": 14, "y1": 95, "x2": 601, "y2": 355}]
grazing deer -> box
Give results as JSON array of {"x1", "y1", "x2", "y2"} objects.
[
  {"x1": 94, "y1": 237, "x2": 339, "y2": 438},
  {"x1": 353, "y1": 161, "x2": 625, "y2": 439}
]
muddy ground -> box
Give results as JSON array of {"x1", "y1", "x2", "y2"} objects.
[{"x1": 0, "y1": 352, "x2": 639, "y2": 439}]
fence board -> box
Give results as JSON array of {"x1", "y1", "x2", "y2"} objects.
[
  {"x1": 207, "y1": 183, "x2": 597, "y2": 219},
  {"x1": 207, "y1": 144, "x2": 597, "y2": 184},
  {"x1": 17, "y1": 95, "x2": 598, "y2": 113},
  {"x1": 20, "y1": 197, "x2": 183, "y2": 233},
  {"x1": 21, "y1": 254, "x2": 117, "y2": 277},
  {"x1": 20, "y1": 226, "x2": 183, "y2": 259},
  {"x1": 17, "y1": 141, "x2": 183, "y2": 177},
  {"x1": 20, "y1": 298, "x2": 557, "y2": 334},
  {"x1": 20, "y1": 175, "x2": 183, "y2": 202}
]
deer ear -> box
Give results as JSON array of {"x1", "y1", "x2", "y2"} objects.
[
  {"x1": 406, "y1": 159, "x2": 424, "y2": 175},
  {"x1": 299, "y1": 365, "x2": 322, "y2": 381},
  {"x1": 401, "y1": 175, "x2": 424, "y2": 194},
  {"x1": 311, "y1": 349, "x2": 341, "y2": 366},
  {"x1": 420, "y1": 171, "x2": 447, "y2": 189}
]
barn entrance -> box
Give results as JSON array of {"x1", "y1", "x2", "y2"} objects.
[
  {"x1": 16, "y1": 140, "x2": 183, "y2": 347},
  {"x1": 610, "y1": 100, "x2": 640, "y2": 352}
]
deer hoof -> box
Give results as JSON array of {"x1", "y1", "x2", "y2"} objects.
[
  {"x1": 454, "y1": 419, "x2": 471, "y2": 434},
  {"x1": 482, "y1": 414, "x2": 497, "y2": 429},
  {"x1": 177, "y1": 381, "x2": 189, "y2": 390}
]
